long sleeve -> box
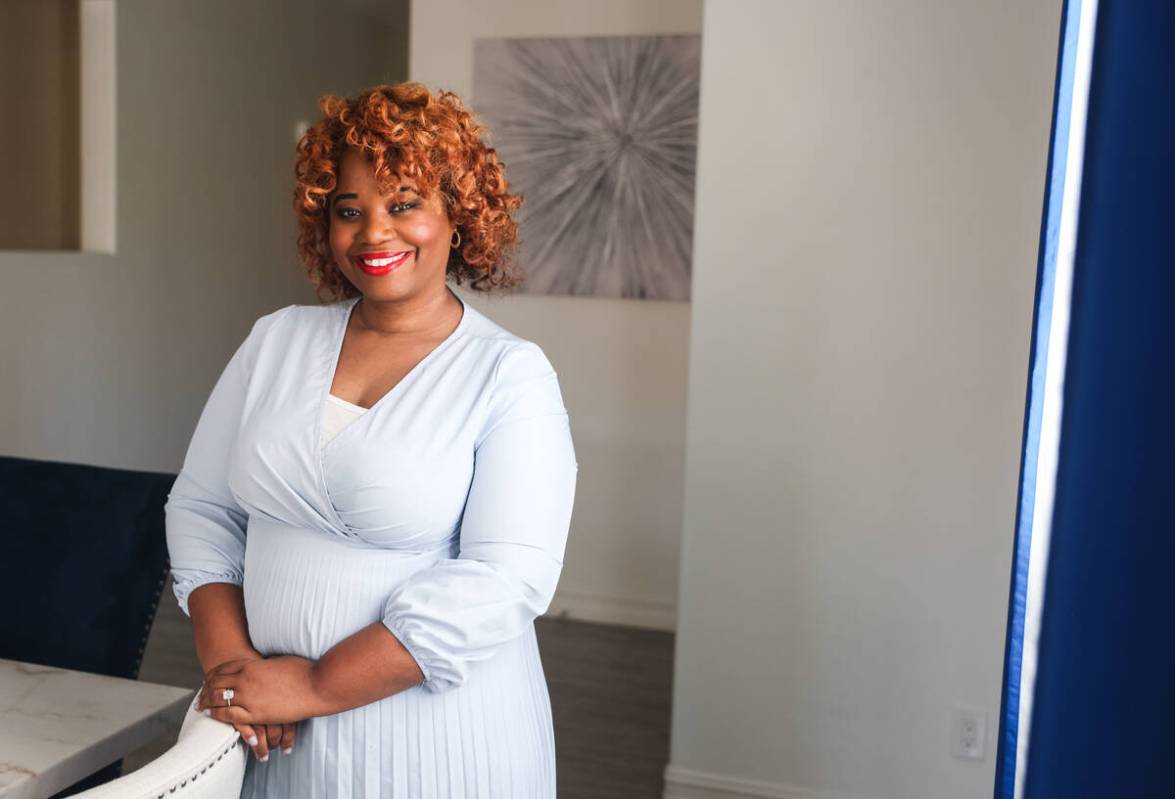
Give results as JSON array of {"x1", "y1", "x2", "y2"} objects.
[
  {"x1": 381, "y1": 341, "x2": 579, "y2": 693},
  {"x1": 164, "y1": 307, "x2": 288, "y2": 618}
]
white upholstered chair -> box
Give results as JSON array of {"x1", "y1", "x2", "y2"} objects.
[{"x1": 69, "y1": 689, "x2": 246, "y2": 798}]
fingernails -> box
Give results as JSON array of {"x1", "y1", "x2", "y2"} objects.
[
  {"x1": 202, "y1": 709, "x2": 211, "y2": 716},
  {"x1": 282, "y1": 747, "x2": 293, "y2": 755},
  {"x1": 259, "y1": 754, "x2": 269, "y2": 762},
  {"x1": 247, "y1": 735, "x2": 259, "y2": 746}
]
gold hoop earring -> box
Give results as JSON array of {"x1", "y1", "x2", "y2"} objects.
[{"x1": 451, "y1": 229, "x2": 461, "y2": 249}]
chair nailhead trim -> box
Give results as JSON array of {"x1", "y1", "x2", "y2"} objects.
[
  {"x1": 135, "y1": 565, "x2": 171, "y2": 676},
  {"x1": 154, "y1": 741, "x2": 236, "y2": 796}
]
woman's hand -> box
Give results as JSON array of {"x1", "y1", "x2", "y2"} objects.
[
  {"x1": 198, "y1": 655, "x2": 324, "y2": 729},
  {"x1": 203, "y1": 654, "x2": 297, "y2": 762}
]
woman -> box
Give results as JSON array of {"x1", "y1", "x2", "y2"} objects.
[{"x1": 164, "y1": 82, "x2": 578, "y2": 798}]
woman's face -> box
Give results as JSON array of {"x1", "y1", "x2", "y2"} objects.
[{"x1": 328, "y1": 147, "x2": 454, "y2": 302}]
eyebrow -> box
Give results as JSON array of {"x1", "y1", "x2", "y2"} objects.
[{"x1": 332, "y1": 187, "x2": 419, "y2": 204}]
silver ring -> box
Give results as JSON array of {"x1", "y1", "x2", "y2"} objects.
[{"x1": 222, "y1": 688, "x2": 235, "y2": 706}]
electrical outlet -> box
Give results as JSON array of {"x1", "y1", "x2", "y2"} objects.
[{"x1": 950, "y1": 707, "x2": 987, "y2": 760}]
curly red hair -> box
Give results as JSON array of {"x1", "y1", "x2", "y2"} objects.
[{"x1": 293, "y1": 82, "x2": 525, "y2": 301}]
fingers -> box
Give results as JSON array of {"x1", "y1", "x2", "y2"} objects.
[
  {"x1": 234, "y1": 723, "x2": 263, "y2": 759},
  {"x1": 243, "y1": 723, "x2": 294, "y2": 760},
  {"x1": 201, "y1": 673, "x2": 247, "y2": 711},
  {"x1": 231, "y1": 720, "x2": 291, "y2": 762},
  {"x1": 220, "y1": 711, "x2": 268, "y2": 761},
  {"x1": 199, "y1": 683, "x2": 233, "y2": 710},
  {"x1": 203, "y1": 704, "x2": 254, "y2": 728},
  {"x1": 196, "y1": 673, "x2": 296, "y2": 760},
  {"x1": 251, "y1": 722, "x2": 270, "y2": 762},
  {"x1": 279, "y1": 722, "x2": 296, "y2": 755},
  {"x1": 265, "y1": 724, "x2": 284, "y2": 756}
]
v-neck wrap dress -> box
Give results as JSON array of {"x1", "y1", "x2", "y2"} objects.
[{"x1": 163, "y1": 290, "x2": 578, "y2": 798}]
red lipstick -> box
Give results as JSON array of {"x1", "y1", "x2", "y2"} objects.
[{"x1": 351, "y1": 250, "x2": 412, "y2": 276}]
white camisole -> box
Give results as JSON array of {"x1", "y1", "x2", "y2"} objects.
[{"x1": 319, "y1": 393, "x2": 368, "y2": 448}]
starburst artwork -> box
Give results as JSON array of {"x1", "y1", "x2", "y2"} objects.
[{"x1": 472, "y1": 35, "x2": 701, "y2": 301}]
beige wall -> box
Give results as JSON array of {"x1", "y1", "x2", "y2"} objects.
[
  {"x1": 667, "y1": 1, "x2": 1060, "y2": 797},
  {"x1": 410, "y1": 0, "x2": 703, "y2": 631},
  {"x1": 0, "y1": 4, "x2": 1066, "y2": 795},
  {"x1": 0, "y1": 0, "x2": 407, "y2": 468}
]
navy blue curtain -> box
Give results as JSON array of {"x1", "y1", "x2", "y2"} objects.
[{"x1": 995, "y1": 1, "x2": 1174, "y2": 797}]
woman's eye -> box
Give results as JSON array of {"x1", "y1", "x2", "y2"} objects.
[{"x1": 334, "y1": 202, "x2": 416, "y2": 220}]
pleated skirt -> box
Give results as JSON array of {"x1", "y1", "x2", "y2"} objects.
[{"x1": 238, "y1": 516, "x2": 557, "y2": 798}]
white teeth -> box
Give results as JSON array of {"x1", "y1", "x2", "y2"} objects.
[{"x1": 362, "y1": 253, "x2": 407, "y2": 267}]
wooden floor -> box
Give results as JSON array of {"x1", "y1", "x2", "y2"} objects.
[{"x1": 128, "y1": 576, "x2": 675, "y2": 798}]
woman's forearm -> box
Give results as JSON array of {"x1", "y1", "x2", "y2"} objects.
[
  {"x1": 187, "y1": 582, "x2": 261, "y2": 674},
  {"x1": 310, "y1": 623, "x2": 426, "y2": 715},
  {"x1": 187, "y1": 587, "x2": 425, "y2": 718}
]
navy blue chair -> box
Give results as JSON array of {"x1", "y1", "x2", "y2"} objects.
[{"x1": 0, "y1": 454, "x2": 175, "y2": 795}]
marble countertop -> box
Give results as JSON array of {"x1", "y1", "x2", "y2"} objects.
[{"x1": 0, "y1": 658, "x2": 194, "y2": 799}]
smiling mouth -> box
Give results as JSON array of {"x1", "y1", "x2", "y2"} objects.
[{"x1": 352, "y1": 250, "x2": 412, "y2": 275}]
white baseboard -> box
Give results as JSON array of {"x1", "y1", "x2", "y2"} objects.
[
  {"x1": 663, "y1": 765, "x2": 877, "y2": 799},
  {"x1": 543, "y1": 587, "x2": 676, "y2": 631}
]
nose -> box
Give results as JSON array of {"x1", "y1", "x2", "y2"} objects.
[{"x1": 356, "y1": 209, "x2": 397, "y2": 247}]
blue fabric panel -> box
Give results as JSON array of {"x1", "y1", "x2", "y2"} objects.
[{"x1": 1023, "y1": 1, "x2": 1175, "y2": 797}]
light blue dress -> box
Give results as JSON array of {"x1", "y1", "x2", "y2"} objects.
[{"x1": 164, "y1": 288, "x2": 578, "y2": 798}]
